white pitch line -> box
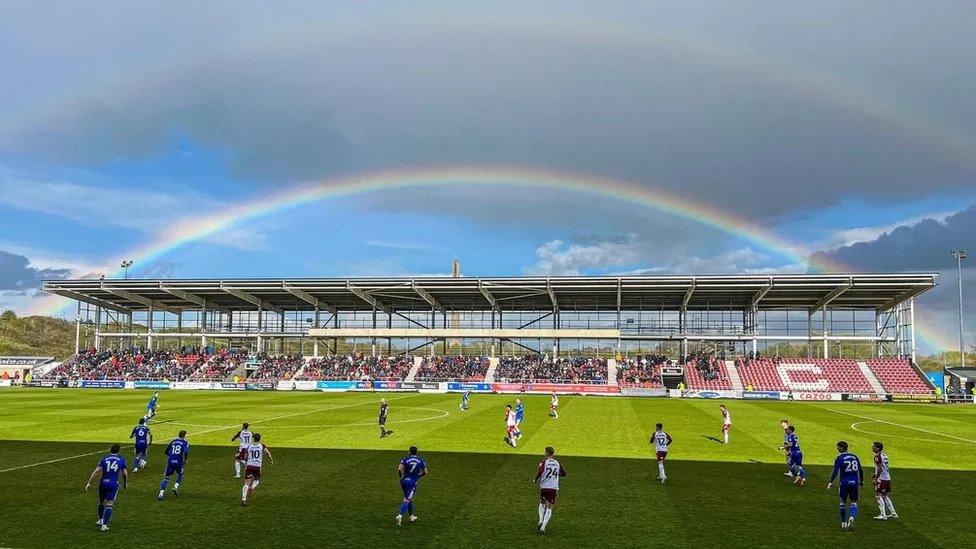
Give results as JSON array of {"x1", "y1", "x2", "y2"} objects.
[
  {"x1": 0, "y1": 395, "x2": 411, "y2": 474},
  {"x1": 849, "y1": 420, "x2": 974, "y2": 446},
  {"x1": 828, "y1": 408, "x2": 976, "y2": 445},
  {"x1": 0, "y1": 447, "x2": 134, "y2": 474}
]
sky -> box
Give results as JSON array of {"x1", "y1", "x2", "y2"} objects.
[{"x1": 0, "y1": 1, "x2": 974, "y2": 353}]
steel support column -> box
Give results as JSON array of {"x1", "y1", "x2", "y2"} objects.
[
  {"x1": 147, "y1": 305, "x2": 154, "y2": 350},
  {"x1": 822, "y1": 305, "x2": 829, "y2": 359}
]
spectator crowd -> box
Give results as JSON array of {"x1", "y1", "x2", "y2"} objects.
[
  {"x1": 616, "y1": 354, "x2": 669, "y2": 385},
  {"x1": 495, "y1": 355, "x2": 607, "y2": 383},
  {"x1": 415, "y1": 355, "x2": 489, "y2": 381},
  {"x1": 297, "y1": 354, "x2": 414, "y2": 381}
]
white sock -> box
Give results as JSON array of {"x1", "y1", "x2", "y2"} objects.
[
  {"x1": 541, "y1": 508, "x2": 553, "y2": 529},
  {"x1": 724, "y1": 432, "x2": 729, "y2": 443},
  {"x1": 251, "y1": 479, "x2": 260, "y2": 490},
  {"x1": 658, "y1": 462, "x2": 666, "y2": 478},
  {"x1": 158, "y1": 489, "x2": 164, "y2": 497},
  {"x1": 241, "y1": 484, "x2": 249, "y2": 501},
  {"x1": 235, "y1": 461, "x2": 241, "y2": 475},
  {"x1": 538, "y1": 503, "x2": 545, "y2": 524},
  {"x1": 876, "y1": 496, "x2": 885, "y2": 515},
  {"x1": 884, "y1": 496, "x2": 896, "y2": 515},
  {"x1": 173, "y1": 482, "x2": 180, "y2": 490}
]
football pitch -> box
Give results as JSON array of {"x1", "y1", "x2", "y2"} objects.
[{"x1": 1, "y1": 389, "x2": 974, "y2": 548}]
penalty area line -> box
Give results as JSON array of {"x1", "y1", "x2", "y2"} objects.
[{"x1": 827, "y1": 408, "x2": 976, "y2": 445}]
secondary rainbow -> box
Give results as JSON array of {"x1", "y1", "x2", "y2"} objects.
[{"x1": 28, "y1": 166, "x2": 948, "y2": 351}]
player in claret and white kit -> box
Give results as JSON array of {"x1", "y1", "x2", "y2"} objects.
[
  {"x1": 241, "y1": 433, "x2": 273, "y2": 506},
  {"x1": 872, "y1": 441, "x2": 898, "y2": 520},
  {"x1": 549, "y1": 393, "x2": 559, "y2": 418},
  {"x1": 231, "y1": 422, "x2": 252, "y2": 479},
  {"x1": 719, "y1": 404, "x2": 731, "y2": 444},
  {"x1": 504, "y1": 404, "x2": 519, "y2": 447},
  {"x1": 533, "y1": 446, "x2": 567, "y2": 534},
  {"x1": 650, "y1": 423, "x2": 672, "y2": 483}
]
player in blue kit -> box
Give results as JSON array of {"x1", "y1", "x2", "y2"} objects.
[
  {"x1": 784, "y1": 426, "x2": 807, "y2": 486},
  {"x1": 129, "y1": 418, "x2": 153, "y2": 472},
  {"x1": 158, "y1": 430, "x2": 189, "y2": 500},
  {"x1": 514, "y1": 398, "x2": 525, "y2": 440},
  {"x1": 460, "y1": 390, "x2": 470, "y2": 411},
  {"x1": 827, "y1": 440, "x2": 864, "y2": 529},
  {"x1": 144, "y1": 391, "x2": 160, "y2": 424},
  {"x1": 85, "y1": 444, "x2": 128, "y2": 531},
  {"x1": 778, "y1": 419, "x2": 793, "y2": 477},
  {"x1": 395, "y1": 445, "x2": 428, "y2": 527}
]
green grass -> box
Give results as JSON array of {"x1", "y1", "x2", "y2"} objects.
[{"x1": 0, "y1": 389, "x2": 974, "y2": 548}]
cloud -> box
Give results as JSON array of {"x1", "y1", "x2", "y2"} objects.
[
  {"x1": 0, "y1": 250, "x2": 71, "y2": 292},
  {"x1": 0, "y1": 165, "x2": 267, "y2": 252},
  {"x1": 364, "y1": 239, "x2": 437, "y2": 252},
  {"x1": 524, "y1": 232, "x2": 800, "y2": 275},
  {"x1": 813, "y1": 204, "x2": 976, "y2": 353},
  {"x1": 525, "y1": 235, "x2": 644, "y2": 276},
  {"x1": 820, "y1": 209, "x2": 963, "y2": 250},
  {"x1": 3, "y1": 8, "x2": 976, "y2": 220},
  {"x1": 812, "y1": 204, "x2": 976, "y2": 272}
]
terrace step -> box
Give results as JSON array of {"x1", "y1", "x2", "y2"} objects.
[
  {"x1": 484, "y1": 357, "x2": 500, "y2": 383},
  {"x1": 856, "y1": 361, "x2": 887, "y2": 394},
  {"x1": 405, "y1": 356, "x2": 423, "y2": 382},
  {"x1": 607, "y1": 359, "x2": 619, "y2": 386},
  {"x1": 725, "y1": 360, "x2": 745, "y2": 392}
]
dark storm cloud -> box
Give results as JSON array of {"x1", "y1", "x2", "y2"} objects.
[
  {"x1": 2, "y1": 2, "x2": 976, "y2": 222},
  {"x1": 812, "y1": 204, "x2": 976, "y2": 272},
  {"x1": 813, "y1": 206, "x2": 976, "y2": 352},
  {"x1": 0, "y1": 250, "x2": 71, "y2": 292}
]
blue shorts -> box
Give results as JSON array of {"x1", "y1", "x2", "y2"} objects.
[
  {"x1": 164, "y1": 462, "x2": 184, "y2": 477},
  {"x1": 839, "y1": 483, "x2": 859, "y2": 502},
  {"x1": 135, "y1": 443, "x2": 148, "y2": 455},
  {"x1": 515, "y1": 412, "x2": 524, "y2": 423},
  {"x1": 98, "y1": 482, "x2": 119, "y2": 502},
  {"x1": 400, "y1": 478, "x2": 418, "y2": 500},
  {"x1": 790, "y1": 452, "x2": 803, "y2": 467}
]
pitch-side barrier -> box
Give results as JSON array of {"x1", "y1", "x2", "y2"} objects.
[{"x1": 19, "y1": 379, "x2": 941, "y2": 401}]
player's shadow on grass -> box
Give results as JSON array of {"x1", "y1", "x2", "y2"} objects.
[{"x1": 701, "y1": 435, "x2": 723, "y2": 444}]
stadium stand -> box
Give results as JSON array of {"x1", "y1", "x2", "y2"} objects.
[
  {"x1": 736, "y1": 358, "x2": 789, "y2": 391},
  {"x1": 683, "y1": 354, "x2": 733, "y2": 390},
  {"x1": 616, "y1": 355, "x2": 667, "y2": 387},
  {"x1": 737, "y1": 357, "x2": 879, "y2": 392},
  {"x1": 187, "y1": 350, "x2": 250, "y2": 381},
  {"x1": 247, "y1": 354, "x2": 305, "y2": 381},
  {"x1": 495, "y1": 355, "x2": 608, "y2": 383},
  {"x1": 44, "y1": 349, "x2": 205, "y2": 381},
  {"x1": 415, "y1": 355, "x2": 490, "y2": 381},
  {"x1": 867, "y1": 358, "x2": 934, "y2": 394},
  {"x1": 296, "y1": 355, "x2": 413, "y2": 381}
]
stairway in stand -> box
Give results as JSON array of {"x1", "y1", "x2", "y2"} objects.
[
  {"x1": 484, "y1": 357, "x2": 500, "y2": 383},
  {"x1": 405, "y1": 356, "x2": 423, "y2": 382},
  {"x1": 607, "y1": 359, "x2": 619, "y2": 386},
  {"x1": 856, "y1": 361, "x2": 887, "y2": 394},
  {"x1": 725, "y1": 360, "x2": 744, "y2": 391}
]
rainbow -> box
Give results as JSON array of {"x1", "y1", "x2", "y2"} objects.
[{"x1": 26, "y1": 165, "x2": 949, "y2": 351}]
